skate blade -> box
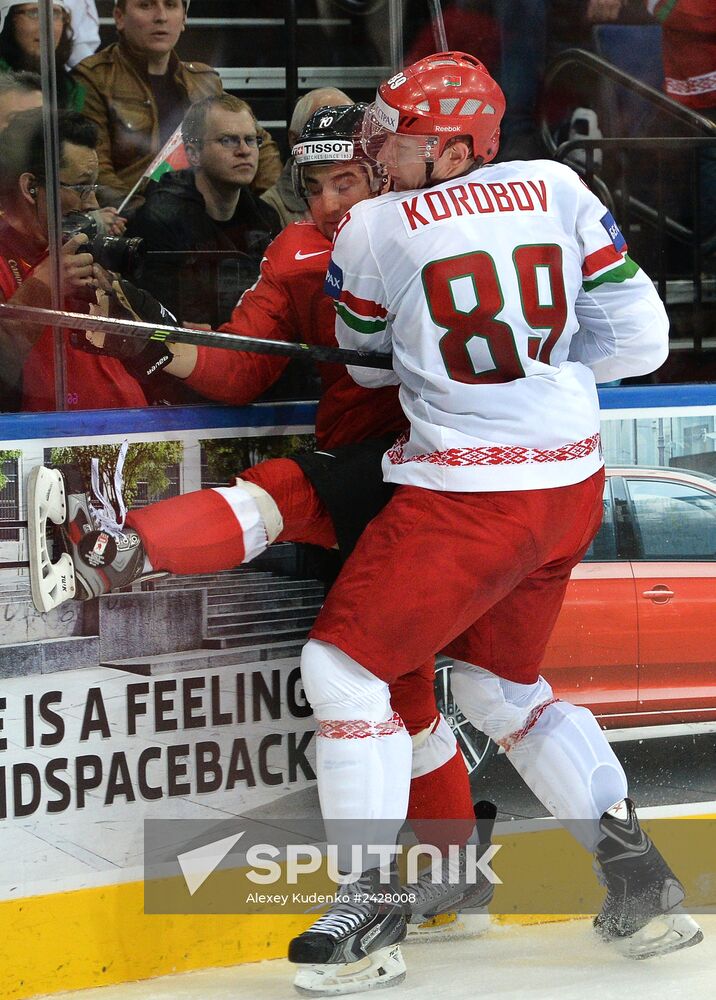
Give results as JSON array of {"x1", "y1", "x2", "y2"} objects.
[
  {"x1": 406, "y1": 910, "x2": 490, "y2": 942},
  {"x1": 614, "y1": 913, "x2": 703, "y2": 960},
  {"x1": 293, "y1": 944, "x2": 406, "y2": 996},
  {"x1": 26, "y1": 466, "x2": 76, "y2": 613}
]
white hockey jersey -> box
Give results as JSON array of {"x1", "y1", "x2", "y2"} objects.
[{"x1": 326, "y1": 159, "x2": 669, "y2": 492}]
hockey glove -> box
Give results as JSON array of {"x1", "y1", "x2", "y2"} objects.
[{"x1": 73, "y1": 279, "x2": 177, "y2": 379}]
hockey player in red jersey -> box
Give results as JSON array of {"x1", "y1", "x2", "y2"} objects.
[
  {"x1": 27, "y1": 104, "x2": 492, "y2": 954},
  {"x1": 288, "y1": 52, "x2": 703, "y2": 992},
  {"x1": 161, "y1": 125, "x2": 406, "y2": 450}
]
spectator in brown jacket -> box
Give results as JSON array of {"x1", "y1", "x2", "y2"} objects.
[{"x1": 73, "y1": 0, "x2": 280, "y2": 207}]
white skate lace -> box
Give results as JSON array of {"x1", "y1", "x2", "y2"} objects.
[
  {"x1": 309, "y1": 878, "x2": 384, "y2": 939},
  {"x1": 88, "y1": 441, "x2": 129, "y2": 539}
]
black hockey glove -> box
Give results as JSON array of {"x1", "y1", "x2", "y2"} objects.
[{"x1": 72, "y1": 279, "x2": 177, "y2": 379}]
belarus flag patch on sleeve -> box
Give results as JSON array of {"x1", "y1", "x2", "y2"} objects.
[
  {"x1": 324, "y1": 259, "x2": 343, "y2": 300},
  {"x1": 600, "y1": 211, "x2": 627, "y2": 252}
]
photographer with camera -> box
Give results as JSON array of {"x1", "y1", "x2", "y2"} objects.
[{"x1": 0, "y1": 108, "x2": 174, "y2": 411}]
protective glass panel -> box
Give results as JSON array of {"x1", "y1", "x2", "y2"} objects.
[
  {"x1": 1, "y1": 8, "x2": 716, "y2": 977},
  {"x1": 627, "y1": 478, "x2": 716, "y2": 560},
  {"x1": 582, "y1": 479, "x2": 617, "y2": 561}
]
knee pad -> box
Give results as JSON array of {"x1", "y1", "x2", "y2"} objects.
[
  {"x1": 452, "y1": 661, "x2": 628, "y2": 848},
  {"x1": 450, "y1": 660, "x2": 554, "y2": 745},
  {"x1": 301, "y1": 639, "x2": 393, "y2": 722},
  {"x1": 411, "y1": 715, "x2": 457, "y2": 779},
  {"x1": 213, "y1": 479, "x2": 283, "y2": 558}
]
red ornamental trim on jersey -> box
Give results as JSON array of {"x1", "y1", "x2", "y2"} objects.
[
  {"x1": 318, "y1": 712, "x2": 405, "y2": 740},
  {"x1": 582, "y1": 243, "x2": 624, "y2": 278},
  {"x1": 386, "y1": 433, "x2": 601, "y2": 468},
  {"x1": 497, "y1": 698, "x2": 560, "y2": 752},
  {"x1": 666, "y1": 70, "x2": 716, "y2": 99}
]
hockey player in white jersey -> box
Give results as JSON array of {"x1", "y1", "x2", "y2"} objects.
[{"x1": 288, "y1": 51, "x2": 702, "y2": 994}]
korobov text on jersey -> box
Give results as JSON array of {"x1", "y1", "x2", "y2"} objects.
[{"x1": 400, "y1": 179, "x2": 548, "y2": 233}]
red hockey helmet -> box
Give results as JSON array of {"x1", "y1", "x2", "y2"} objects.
[{"x1": 363, "y1": 51, "x2": 505, "y2": 166}]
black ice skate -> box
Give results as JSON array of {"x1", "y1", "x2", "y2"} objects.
[
  {"x1": 289, "y1": 867, "x2": 408, "y2": 996},
  {"x1": 407, "y1": 800, "x2": 497, "y2": 942},
  {"x1": 593, "y1": 798, "x2": 703, "y2": 959},
  {"x1": 27, "y1": 451, "x2": 150, "y2": 612}
]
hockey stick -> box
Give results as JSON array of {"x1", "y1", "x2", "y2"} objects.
[
  {"x1": 0, "y1": 302, "x2": 394, "y2": 370},
  {"x1": 427, "y1": 0, "x2": 448, "y2": 52}
]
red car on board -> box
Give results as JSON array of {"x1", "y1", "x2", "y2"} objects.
[{"x1": 436, "y1": 465, "x2": 716, "y2": 775}]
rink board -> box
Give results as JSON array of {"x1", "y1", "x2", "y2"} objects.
[
  {"x1": 2, "y1": 811, "x2": 715, "y2": 1000},
  {"x1": 2, "y1": 387, "x2": 716, "y2": 999}
]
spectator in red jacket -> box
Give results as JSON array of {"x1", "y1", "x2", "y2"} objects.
[{"x1": 0, "y1": 108, "x2": 157, "y2": 411}]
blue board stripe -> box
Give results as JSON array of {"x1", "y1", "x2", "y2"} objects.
[
  {"x1": 0, "y1": 402, "x2": 318, "y2": 440},
  {"x1": 2, "y1": 385, "x2": 716, "y2": 441},
  {"x1": 597, "y1": 384, "x2": 716, "y2": 409}
]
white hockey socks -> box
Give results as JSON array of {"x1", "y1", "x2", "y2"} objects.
[
  {"x1": 451, "y1": 661, "x2": 627, "y2": 851},
  {"x1": 505, "y1": 699, "x2": 628, "y2": 851},
  {"x1": 301, "y1": 640, "x2": 412, "y2": 872}
]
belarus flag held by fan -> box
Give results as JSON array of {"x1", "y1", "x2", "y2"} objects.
[{"x1": 118, "y1": 126, "x2": 189, "y2": 211}]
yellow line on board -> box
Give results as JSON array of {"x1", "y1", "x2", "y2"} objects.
[
  {"x1": 0, "y1": 878, "x2": 589, "y2": 999},
  {"x1": 0, "y1": 881, "x2": 313, "y2": 1000}
]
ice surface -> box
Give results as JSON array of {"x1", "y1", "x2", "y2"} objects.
[{"x1": 36, "y1": 915, "x2": 715, "y2": 1000}]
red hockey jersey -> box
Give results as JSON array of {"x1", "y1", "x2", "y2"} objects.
[
  {"x1": 652, "y1": 0, "x2": 716, "y2": 109},
  {"x1": 0, "y1": 225, "x2": 149, "y2": 412},
  {"x1": 185, "y1": 220, "x2": 406, "y2": 449}
]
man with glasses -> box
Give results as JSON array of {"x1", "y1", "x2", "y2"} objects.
[{"x1": 127, "y1": 94, "x2": 280, "y2": 328}]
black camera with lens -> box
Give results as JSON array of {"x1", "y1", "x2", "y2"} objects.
[{"x1": 61, "y1": 211, "x2": 145, "y2": 279}]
